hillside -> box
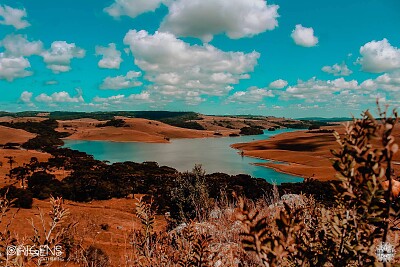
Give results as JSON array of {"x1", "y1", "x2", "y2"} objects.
[
  {"x1": 0, "y1": 125, "x2": 37, "y2": 144},
  {"x1": 232, "y1": 125, "x2": 400, "y2": 180},
  {"x1": 57, "y1": 117, "x2": 233, "y2": 142}
]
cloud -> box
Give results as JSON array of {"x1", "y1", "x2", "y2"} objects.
[
  {"x1": 0, "y1": 5, "x2": 30, "y2": 29},
  {"x1": 225, "y1": 79, "x2": 286, "y2": 104},
  {"x1": 127, "y1": 91, "x2": 151, "y2": 101},
  {"x1": 93, "y1": 94, "x2": 126, "y2": 103},
  {"x1": 20, "y1": 91, "x2": 33, "y2": 103},
  {"x1": 283, "y1": 77, "x2": 359, "y2": 101},
  {"x1": 35, "y1": 89, "x2": 84, "y2": 103},
  {"x1": 269, "y1": 79, "x2": 288, "y2": 89},
  {"x1": 291, "y1": 24, "x2": 318, "y2": 47},
  {"x1": 95, "y1": 43, "x2": 123, "y2": 69},
  {"x1": 19, "y1": 91, "x2": 35, "y2": 106},
  {"x1": 41, "y1": 41, "x2": 86, "y2": 73},
  {"x1": 44, "y1": 80, "x2": 59, "y2": 86},
  {"x1": 0, "y1": 53, "x2": 32, "y2": 81},
  {"x1": 104, "y1": 0, "x2": 165, "y2": 19},
  {"x1": 100, "y1": 71, "x2": 142, "y2": 90},
  {"x1": 92, "y1": 92, "x2": 152, "y2": 107},
  {"x1": 182, "y1": 91, "x2": 205, "y2": 105},
  {"x1": 277, "y1": 77, "x2": 384, "y2": 112},
  {"x1": 123, "y1": 30, "x2": 259, "y2": 101},
  {"x1": 160, "y1": 0, "x2": 279, "y2": 42},
  {"x1": 275, "y1": 73, "x2": 400, "y2": 111},
  {"x1": 1, "y1": 34, "x2": 43, "y2": 57},
  {"x1": 360, "y1": 71, "x2": 400, "y2": 92},
  {"x1": 357, "y1": 39, "x2": 400, "y2": 73},
  {"x1": 322, "y1": 62, "x2": 352, "y2": 76},
  {"x1": 227, "y1": 86, "x2": 274, "y2": 103}
]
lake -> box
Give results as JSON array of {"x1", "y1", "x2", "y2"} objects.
[{"x1": 63, "y1": 129, "x2": 303, "y2": 184}]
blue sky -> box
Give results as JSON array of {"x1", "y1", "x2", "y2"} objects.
[{"x1": 0, "y1": 0, "x2": 399, "y2": 117}]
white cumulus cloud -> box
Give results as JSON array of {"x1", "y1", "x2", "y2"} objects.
[
  {"x1": 41, "y1": 41, "x2": 86, "y2": 73},
  {"x1": 127, "y1": 91, "x2": 151, "y2": 101},
  {"x1": 357, "y1": 39, "x2": 400, "y2": 73},
  {"x1": 1, "y1": 34, "x2": 43, "y2": 57},
  {"x1": 35, "y1": 89, "x2": 84, "y2": 103},
  {"x1": 269, "y1": 79, "x2": 288, "y2": 89},
  {"x1": 160, "y1": 0, "x2": 279, "y2": 42},
  {"x1": 93, "y1": 94, "x2": 126, "y2": 103},
  {"x1": 19, "y1": 91, "x2": 34, "y2": 106},
  {"x1": 0, "y1": 5, "x2": 30, "y2": 29},
  {"x1": 227, "y1": 86, "x2": 274, "y2": 103},
  {"x1": 91, "y1": 92, "x2": 152, "y2": 108},
  {"x1": 123, "y1": 30, "x2": 259, "y2": 100},
  {"x1": 283, "y1": 77, "x2": 359, "y2": 101},
  {"x1": 291, "y1": 24, "x2": 318, "y2": 47},
  {"x1": 95, "y1": 43, "x2": 123, "y2": 69},
  {"x1": 104, "y1": 0, "x2": 165, "y2": 19},
  {"x1": 100, "y1": 71, "x2": 143, "y2": 90},
  {"x1": 360, "y1": 71, "x2": 400, "y2": 92},
  {"x1": 0, "y1": 53, "x2": 32, "y2": 81},
  {"x1": 322, "y1": 62, "x2": 352, "y2": 76}
]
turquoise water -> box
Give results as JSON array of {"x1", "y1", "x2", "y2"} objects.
[{"x1": 63, "y1": 129, "x2": 303, "y2": 184}]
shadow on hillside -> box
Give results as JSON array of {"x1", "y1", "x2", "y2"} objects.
[{"x1": 275, "y1": 135, "x2": 336, "y2": 151}]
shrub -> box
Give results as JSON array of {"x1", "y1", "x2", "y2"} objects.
[
  {"x1": 84, "y1": 246, "x2": 110, "y2": 267},
  {"x1": 239, "y1": 127, "x2": 263, "y2": 135},
  {"x1": 0, "y1": 186, "x2": 33, "y2": 208},
  {"x1": 168, "y1": 165, "x2": 213, "y2": 225},
  {"x1": 27, "y1": 171, "x2": 62, "y2": 199},
  {"x1": 96, "y1": 118, "x2": 126, "y2": 128},
  {"x1": 308, "y1": 125, "x2": 320, "y2": 130},
  {"x1": 237, "y1": 103, "x2": 400, "y2": 266}
]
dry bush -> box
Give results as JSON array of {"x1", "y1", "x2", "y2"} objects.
[
  {"x1": 0, "y1": 195, "x2": 79, "y2": 266},
  {"x1": 83, "y1": 245, "x2": 109, "y2": 267},
  {"x1": 237, "y1": 103, "x2": 400, "y2": 267},
  {"x1": 3, "y1": 104, "x2": 400, "y2": 267},
  {"x1": 0, "y1": 190, "x2": 18, "y2": 265},
  {"x1": 125, "y1": 196, "x2": 215, "y2": 267},
  {"x1": 169, "y1": 165, "x2": 214, "y2": 225},
  {"x1": 124, "y1": 195, "x2": 265, "y2": 267}
]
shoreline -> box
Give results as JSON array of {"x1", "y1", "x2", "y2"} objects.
[
  {"x1": 62, "y1": 136, "x2": 170, "y2": 144},
  {"x1": 255, "y1": 162, "x2": 309, "y2": 180},
  {"x1": 54, "y1": 123, "x2": 400, "y2": 182},
  {"x1": 231, "y1": 141, "x2": 312, "y2": 181},
  {"x1": 230, "y1": 128, "x2": 343, "y2": 181},
  {"x1": 63, "y1": 128, "x2": 312, "y2": 181},
  {"x1": 62, "y1": 132, "x2": 239, "y2": 144}
]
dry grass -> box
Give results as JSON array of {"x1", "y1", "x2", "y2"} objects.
[
  {"x1": 233, "y1": 125, "x2": 400, "y2": 180},
  {"x1": 57, "y1": 117, "x2": 236, "y2": 143}
]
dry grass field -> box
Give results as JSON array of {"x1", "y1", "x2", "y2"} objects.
[{"x1": 233, "y1": 125, "x2": 400, "y2": 180}]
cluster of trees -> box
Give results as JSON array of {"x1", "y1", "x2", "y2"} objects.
[
  {"x1": 3, "y1": 149, "x2": 337, "y2": 225},
  {"x1": 96, "y1": 118, "x2": 127, "y2": 128},
  {"x1": 0, "y1": 119, "x2": 70, "y2": 151},
  {"x1": 239, "y1": 126, "x2": 264, "y2": 135},
  {"x1": 1, "y1": 111, "x2": 200, "y2": 121},
  {"x1": 1, "y1": 117, "x2": 338, "y2": 224},
  {"x1": 273, "y1": 119, "x2": 329, "y2": 129}
]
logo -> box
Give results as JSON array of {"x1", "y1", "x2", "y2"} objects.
[
  {"x1": 6, "y1": 245, "x2": 64, "y2": 263},
  {"x1": 376, "y1": 242, "x2": 395, "y2": 263}
]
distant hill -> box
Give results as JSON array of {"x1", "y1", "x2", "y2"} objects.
[
  {"x1": 0, "y1": 111, "x2": 200, "y2": 121},
  {"x1": 0, "y1": 111, "x2": 206, "y2": 130},
  {"x1": 297, "y1": 117, "x2": 353, "y2": 123},
  {"x1": 0, "y1": 111, "x2": 340, "y2": 131}
]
